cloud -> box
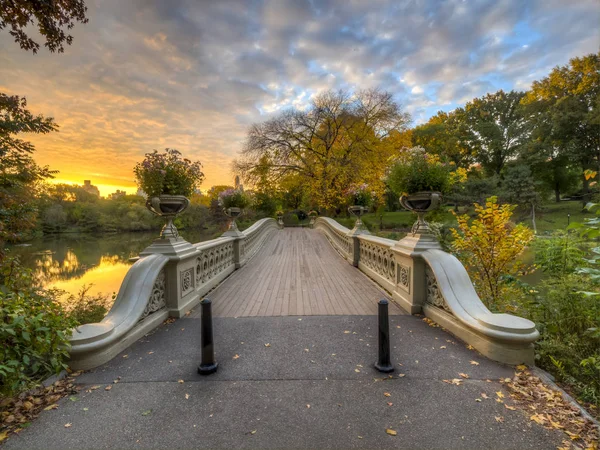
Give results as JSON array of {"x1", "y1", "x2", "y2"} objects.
[{"x1": 0, "y1": 0, "x2": 597, "y2": 190}]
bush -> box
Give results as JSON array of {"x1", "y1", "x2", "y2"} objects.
[
  {"x1": 0, "y1": 257, "x2": 78, "y2": 396},
  {"x1": 283, "y1": 213, "x2": 300, "y2": 226},
  {"x1": 63, "y1": 285, "x2": 110, "y2": 325},
  {"x1": 387, "y1": 147, "x2": 454, "y2": 195}
]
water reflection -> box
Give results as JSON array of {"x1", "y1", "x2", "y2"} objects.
[{"x1": 8, "y1": 229, "x2": 215, "y2": 300}]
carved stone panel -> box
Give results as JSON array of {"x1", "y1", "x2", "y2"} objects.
[
  {"x1": 425, "y1": 265, "x2": 452, "y2": 313},
  {"x1": 180, "y1": 267, "x2": 195, "y2": 296},
  {"x1": 396, "y1": 263, "x2": 411, "y2": 293},
  {"x1": 141, "y1": 269, "x2": 166, "y2": 320}
]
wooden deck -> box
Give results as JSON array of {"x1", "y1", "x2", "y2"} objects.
[{"x1": 192, "y1": 228, "x2": 404, "y2": 317}]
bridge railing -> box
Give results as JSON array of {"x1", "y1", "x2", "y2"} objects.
[
  {"x1": 69, "y1": 218, "x2": 278, "y2": 370},
  {"x1": 314, "y1": 216, "x2": 539, "y2": 365}
]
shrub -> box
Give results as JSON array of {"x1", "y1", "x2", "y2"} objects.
[
  {"x1": 283, "y1": 213, "x2": 300, "y2": 226},
  {"x1": 387, "y1": 147, "x2": 455, "y2": 195},
  {"x1": 218, "y1": 188, "x2": 250, "y2": 209},
  {"x1": 0, "y1": 257, "x2": 78, "y2": 396},
  {"x1": 346, "y1": 184, "x2": 374, "y2": 206},
  {"x1": 63, "y1": 285, "x2": 111, "y2": 325},
  {"x1": 451, "y1": 196, "x2": 534, "y2": 310},
  {"x1": 133, "y1": 148, "x2": 204, "y2": 198}
]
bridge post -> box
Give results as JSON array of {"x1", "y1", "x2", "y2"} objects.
[
  {"x1": 374, "y1": 299, "x2": 394, "y2": 373},
  {"x1": 391, "y1": 232, "x2": 442, "y2": 315},
  {"x1": 198, "y1": 298, "x2": 218, "y2": 375}
]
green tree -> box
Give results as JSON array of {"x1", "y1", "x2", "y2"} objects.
[
  {"x1": 522, "y1": 53, "x2": 600, "y2": 204},
  {"x1": 463, "y1": 90, "x2": 530, "y2": 176},
  {"x1": 412, "y1": 109, "x2": 474, "y2": 168},
  {"x1": 0, "y1": 94, "x2": 57, "y2": 246}
]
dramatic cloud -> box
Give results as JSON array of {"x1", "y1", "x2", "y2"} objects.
[{"x1": 0, "y1": 0, "x2": 597, "y2": 195}]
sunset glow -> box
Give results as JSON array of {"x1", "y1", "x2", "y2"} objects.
[{"x1": 1, "y1": 0, "x2": 598, "y2": 193}]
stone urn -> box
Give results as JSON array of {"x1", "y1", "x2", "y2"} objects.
[
  {"x1": 399, "y1": 191, "x2": 442, "y2": 235},
  {"x1": 146, "y1": 195, "x2": 190, "y2": 239},
  {"x1": 224, "y1": 207, "x2": 242, "y2": 233},
  {"x1": 276, "y1": 212, "x2": 284, "y2": 229},
  {"x1": 348, "y1": 205, "x2": 370, "y2": 234},
  {"x1": 308, "y1": 211, "x2": 318, "y2": 229}
]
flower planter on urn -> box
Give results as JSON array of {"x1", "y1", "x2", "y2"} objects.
[
  {"x1": 146, "y1": 195, "x2": 190, "y2": 239},
  {"x1": 399, "y1": 191, "x2": 441, "y2": 235}
]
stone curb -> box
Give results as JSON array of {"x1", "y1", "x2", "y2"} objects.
[{"x1": 532, "y1": 367, "x2": 599, "y2": 428}]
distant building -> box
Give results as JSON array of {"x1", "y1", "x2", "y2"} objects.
[
  {"x1": 109, "y1": 190, "x2": 127, "y2": 200},
  {"x1": 234, "y1": 175, "x2": 244, "y2": 191},
  {"x1": 82, "y1": 180, "x2": 100, "y2": 197}
]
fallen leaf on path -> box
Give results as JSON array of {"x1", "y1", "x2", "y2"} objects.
[
  {"x1": 505, "y1": 405, "x2": 516, "y2": 411},
  {"x1": 178, "y1": 380, "x2": 184, "y2": 384},
  {"x1": 104, "y1": 386, "x2": 112, "y2": 391},
  {"x1": 386, "y1": 429, "x2": 397, "y2": 436},
  {"x1": 233, "y1": 354, "x2": 240, "y2": 360},
  {"x1": 495, "y1": 416, "x2": 504, "y2": 423},
  {"x1": 398, "y1": 374, "x2": 406, "y2": 378},
  {"x1": 496, "y1": 391, "x2": 504, "y2": 399},
  {"x1": 440, "y1": 346, "x2": 447, "y2": 349},
  {"x1": 0, "y1": 432, "x2": 8, "y2": 443},
  {"x1": 185, "y1": 394, "x2": 190, "y2": 400},
  {"x1": 306, "y1": 404, "x2": 310, "y2": 408},
  {"x1": 470, "y1": 361, "x2": 480, "y2": 366},
  {"x1": 384, "y1": 392, "x2": 391, "y2": 397},
  {"x1": 123, "y1": 355, "x2": 128, "y2": 358},
  {"x1": 459, "y1": 373, "x2": 470, "y2": 379},
  {"x1": 148, "y1": 351, "x2": 154, "y2": 355},
  {"x1": 466, "y1": 344, "x2": 474, "y2": 350},
  {"x1": 64, "y1": 423, "x2": 72, "y2": 428},
  {"x1": 344, "y1": 331, "x2": 350, "y2": 334},
  {"x1": 141, "y1": 410, "x2": 152, "y2": 416},
  {"x1": 481, "y1": 393, "x2": 489, "y2": 399},
  {"x1": 264, "y1": 343, "x2": 271, "y2": 347},
  {"x1": 516, "y1": 364, "x2": 527, "y2": 371},
  {"x1": 89, "y1": 385, "x2": 101, "y2": 391},
  {"x1": 44, "y1": 404, "x2": 59, "y2": 411},
  {"x1": 354, "y1": 369, "x2": 360, "y2": 373},
  {"x1": 387, "y1": 402, "x2": 393, "y2": 406},
  {"x1": 68, "y1": 396, "x2": 78, "y2": 402},
  {"x1": 475, "y1": 398, "x2": 482, "y2": 402}
]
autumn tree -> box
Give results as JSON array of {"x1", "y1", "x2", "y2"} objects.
[
  {"x1": 235, "y1": 89, "x2": 411, "y2": 210},
  {"x1": 0, "y1": 0, "x2": 88, "y2": 53},
  {"x1": 463, "y1": 90, "x2": 530, "y2": 176},
  {"x1": 451, "y1": 196, "x2": 534, "y2": 311},
  {"x1": 522, "y1": 53, "x2": 600, "y2": 203}
]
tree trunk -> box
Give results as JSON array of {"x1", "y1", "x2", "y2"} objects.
[
  {"x1": 582, "y1": 171, "x2": 590, "y2": 207},
  {"x1": 555, "y1": 183, "x2": 560, "y2": 203},
  {"x1": 531, "y1": 202, "x2": 537, "y2": 235}
]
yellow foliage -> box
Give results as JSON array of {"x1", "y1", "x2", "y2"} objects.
[{"x1": 451, "y1": 196, "x2": 534, "y2": 310}]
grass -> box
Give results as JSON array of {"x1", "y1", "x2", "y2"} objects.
[{"x1": 332, "y1": 201, "x2": 588, "y2": 236}]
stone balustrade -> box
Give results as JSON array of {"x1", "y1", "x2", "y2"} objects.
[
  {"x1": 68, "y1": 218, "x2": 278, "y2": 370},
  {"x1": 314, "y1": 216, "x2": 539, "y2": 365}
]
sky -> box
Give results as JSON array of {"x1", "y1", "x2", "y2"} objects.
[{"x1": 1, "y1": 0, "x2": 598, "y2": 197}]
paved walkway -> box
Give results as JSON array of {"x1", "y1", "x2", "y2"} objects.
[
  {"x1": 192, "y1": 228, "x2": 402, "y2": 318},
  {"x1": 4, "y1": 315, "x2": 564, "y2": 449}
]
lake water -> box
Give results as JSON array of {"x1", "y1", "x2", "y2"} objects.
[{"x1": 8, "y1": 229, "x2": 216, "y2": 300}]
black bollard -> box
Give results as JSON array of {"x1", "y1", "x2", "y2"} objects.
[
  {"x1": 374, "y1": 299, "x2": 394, "y2": 373},
  {"x1": 198, "y1": 298, "x2": 218, "y2": 375}
]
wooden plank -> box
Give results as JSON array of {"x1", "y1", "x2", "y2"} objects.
[{"x1": 201, "y1": 228, "x2": 404, "y2": 317}]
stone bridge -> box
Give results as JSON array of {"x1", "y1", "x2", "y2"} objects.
[{"x1": 68, "y1": 217, "x2": 539, "y2": 370}]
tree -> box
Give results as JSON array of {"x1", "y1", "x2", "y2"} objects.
[
  {"x1": 235, "y1": 89, "x2": 411, "y2": 210},
  {"x1": 451, "y1": 196, "x2": 534, "y2": 310},
  {"x1": 0, "y1": 94, "x2": 57, "y2": 245},
  {"x1": 522, "y1": 53, "x2": 600, "y2": 204},
  {"x1": 463, "y1": 90, "x2": 530, "y2": 176},
  {"x1": 0, "y1": 0, "x2": 88, "y2": 53},
  {"x1": 411, "y1": 109, "x2": 475, "y2": 168}
]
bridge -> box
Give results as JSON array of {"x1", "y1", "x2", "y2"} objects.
[
  {"x1": 6, "y1": 218, "x2": 574, "y2": 450},
  {"x1": 68, "y1": 217, "x2": 538, "y2": 369}
]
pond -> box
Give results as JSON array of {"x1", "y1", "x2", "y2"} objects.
[{"x1": 7, "y1": 229, "x2": 217, "y2": 301}]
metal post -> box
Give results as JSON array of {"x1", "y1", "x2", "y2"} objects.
[
  {"x1": 198, "y1": 298, "x2": 218, "y2": 375},
  {"x1": 374, "y1": 299, "x2": 394, "y2": 373}
]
